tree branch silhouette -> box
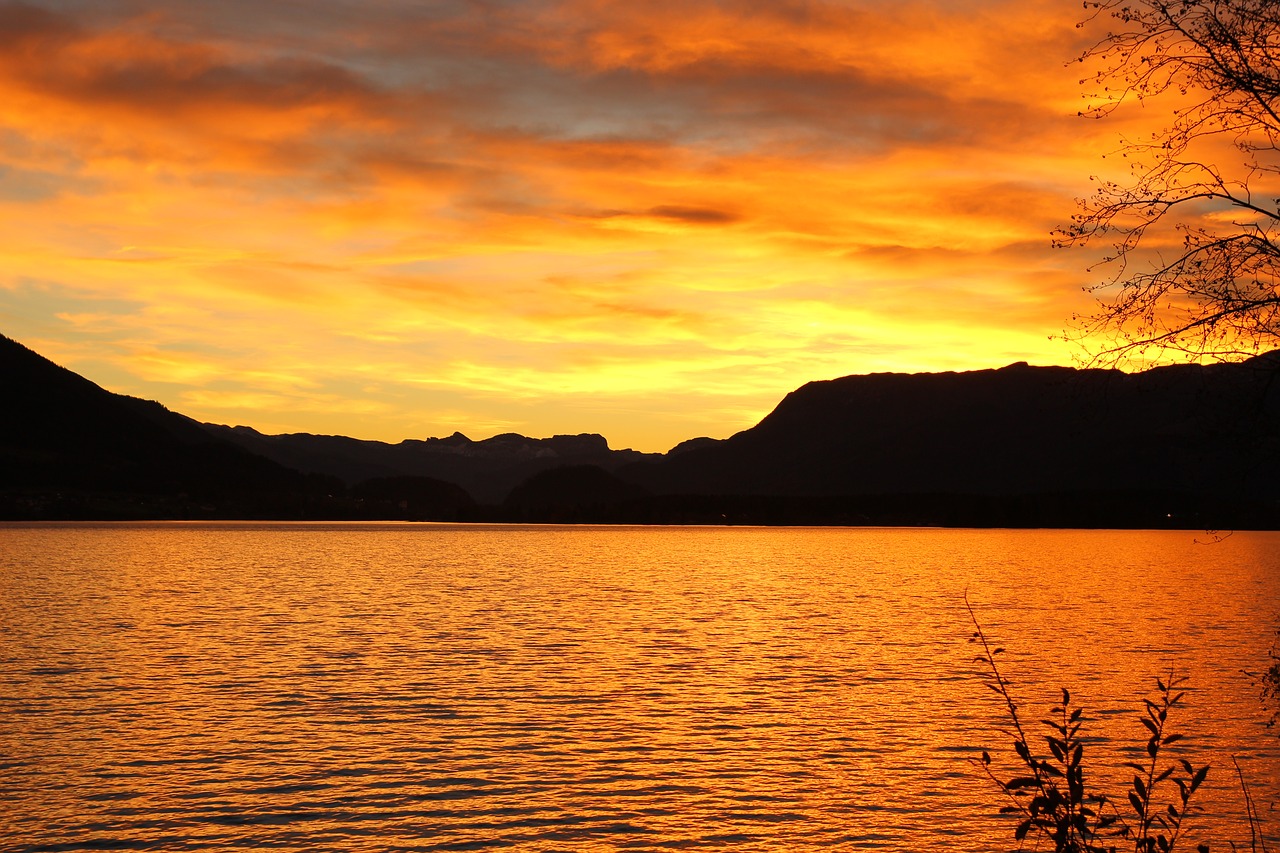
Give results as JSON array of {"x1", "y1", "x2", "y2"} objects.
[{"x1": 1057, "y1": 0, "x2": 1280, "y2": 364}]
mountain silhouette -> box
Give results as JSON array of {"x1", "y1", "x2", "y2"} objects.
[
  {"x1": 203, "y1": 424, "x2": 658, "y2": 504},
  {"x1": 617, "y1": 356, "x2": 1280, "y2": 524},
  {"x1": 0, "y1": 334, "x2": 336, "y2": 517},
  {"x1": 5, "y1": 329, "x2": 1279, "y2": 526}
]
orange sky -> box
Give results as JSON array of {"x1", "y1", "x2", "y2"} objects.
[{"x1": 0, "y1": 0, "x2": 1168, "y2": 452}]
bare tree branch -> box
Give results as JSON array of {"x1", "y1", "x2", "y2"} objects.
[{"x1": 1059, "y1": 0, "x2": 1280, "y2": 365}]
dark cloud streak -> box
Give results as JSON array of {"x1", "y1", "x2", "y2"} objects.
[{"x1": 646, "y1": 205, "x2": 740, "y2": 225}]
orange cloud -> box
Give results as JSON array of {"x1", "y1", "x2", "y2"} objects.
[{"x1": 0, "y1": 0, "x2": 1206, "y2": 451}]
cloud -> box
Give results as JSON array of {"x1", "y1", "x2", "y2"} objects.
[
  {"x1": 645, "y1": 205, "x2": 740, "y2": 225},
  {"x1": 0, "y1": 0, "x2": 1161, "y2": 451},
  {"x1": 0, "y1": 3, "x2": 381, "y2": 117}
]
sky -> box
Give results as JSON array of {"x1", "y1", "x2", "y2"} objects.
[{"x1": 0, "y1": 0, "x2": 1161, "y2": 452}]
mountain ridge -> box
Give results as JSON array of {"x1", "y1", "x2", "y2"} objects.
[
  {"x1": 5, "y1": 330, "x2": 1279, "y2": 526},
  {"x1": 0, "y1": 333, "x2": 341, "y2": 517},
  {"x1": 203, "y1": 424, "x2": 659, "y2": 505},
  {"x1": 619, "y1": 354, "x2": 1280, "y2": 502}
]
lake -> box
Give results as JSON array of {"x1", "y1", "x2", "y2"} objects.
[{"x1": 2, "y1": 523, "x2": 1277, "y2": 851}]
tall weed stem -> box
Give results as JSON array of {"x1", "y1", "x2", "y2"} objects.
[{"x1": 966, "y1": 595, "x2": 1210, "y2": 853}]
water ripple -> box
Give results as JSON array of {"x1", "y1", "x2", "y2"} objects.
[{"x1": 1, "y1": 524, "x2": 1277, "y2": 850}]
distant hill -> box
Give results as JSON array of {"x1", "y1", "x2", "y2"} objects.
[
  {"x1": 502, "y1": 464, "x2": 649, "y2": 521},
  {"x1": 203, "y1": 424, "x2": 659, "y2": 504},
  {"x1": 348, "y1": 475, "x2": 476, "y2": 521},
  {"x1": 0, "y1": 334, "x2": 339, "y2": 518}
]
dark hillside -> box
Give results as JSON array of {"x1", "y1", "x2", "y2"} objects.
[
  {"x1": 620, "y1": 356, "x2": 1280, "y2": 509},
  {"x1": 0, "y1": 334, "x2": 336, "y2": 518}
]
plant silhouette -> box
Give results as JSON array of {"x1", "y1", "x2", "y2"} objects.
[
  {"x1": 1260, "y1": 629, "x2": 1280, "y2": 730},
  {"x1": 967, "y1": 597, "x2": 1211, "y2": 852}
]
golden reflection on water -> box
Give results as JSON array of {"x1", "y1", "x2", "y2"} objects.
[{"x1": 0, "y1": 524, "x2": 1277, "y2": 851}]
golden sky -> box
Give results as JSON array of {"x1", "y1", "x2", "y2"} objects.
[{"x1": 0, "y1": 0, "x2": 1157, "y2": 452}]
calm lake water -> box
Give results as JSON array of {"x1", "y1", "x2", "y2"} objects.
[{"x1": 1, "y1": 523, "x2": 1278, "y2": 851}]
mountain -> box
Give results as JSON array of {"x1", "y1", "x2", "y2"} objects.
[
  {"x1": 203, "y1": 424, "x2": 659, "y2": 504},
  {"x1": 6, "y1": 329, "x2": 1280, "y2": 526},
  {"x1": 616, "y1": 356, "x2": 1280, "y2": 526},
  {"x1": 0, "y1": 334, "x2": 338, "y2": 518}
]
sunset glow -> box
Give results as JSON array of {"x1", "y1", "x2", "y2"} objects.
[{"x1": 0, "y1": 0, "x2": 1165, "y2": 451}]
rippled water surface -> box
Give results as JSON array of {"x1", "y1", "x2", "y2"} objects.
[{"x1": 2, "y1": 523, "x2": 1278, "y2": 851}]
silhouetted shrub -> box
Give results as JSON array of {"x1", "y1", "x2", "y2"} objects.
[
  {"x1": 1262, "y1": 629, "x2": 1280, "y2": 731},
  {"x1": 968, "y1": 599, "x2": 1213, "y2": 852}
]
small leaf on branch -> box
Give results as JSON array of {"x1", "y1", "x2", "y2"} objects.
[
  {"x1": 1134, "y1": 776, "x2": 1148, "y2": 799},
  {"x1": 1191, "y1": 765, "x2": 1208, "y2": 789}
]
